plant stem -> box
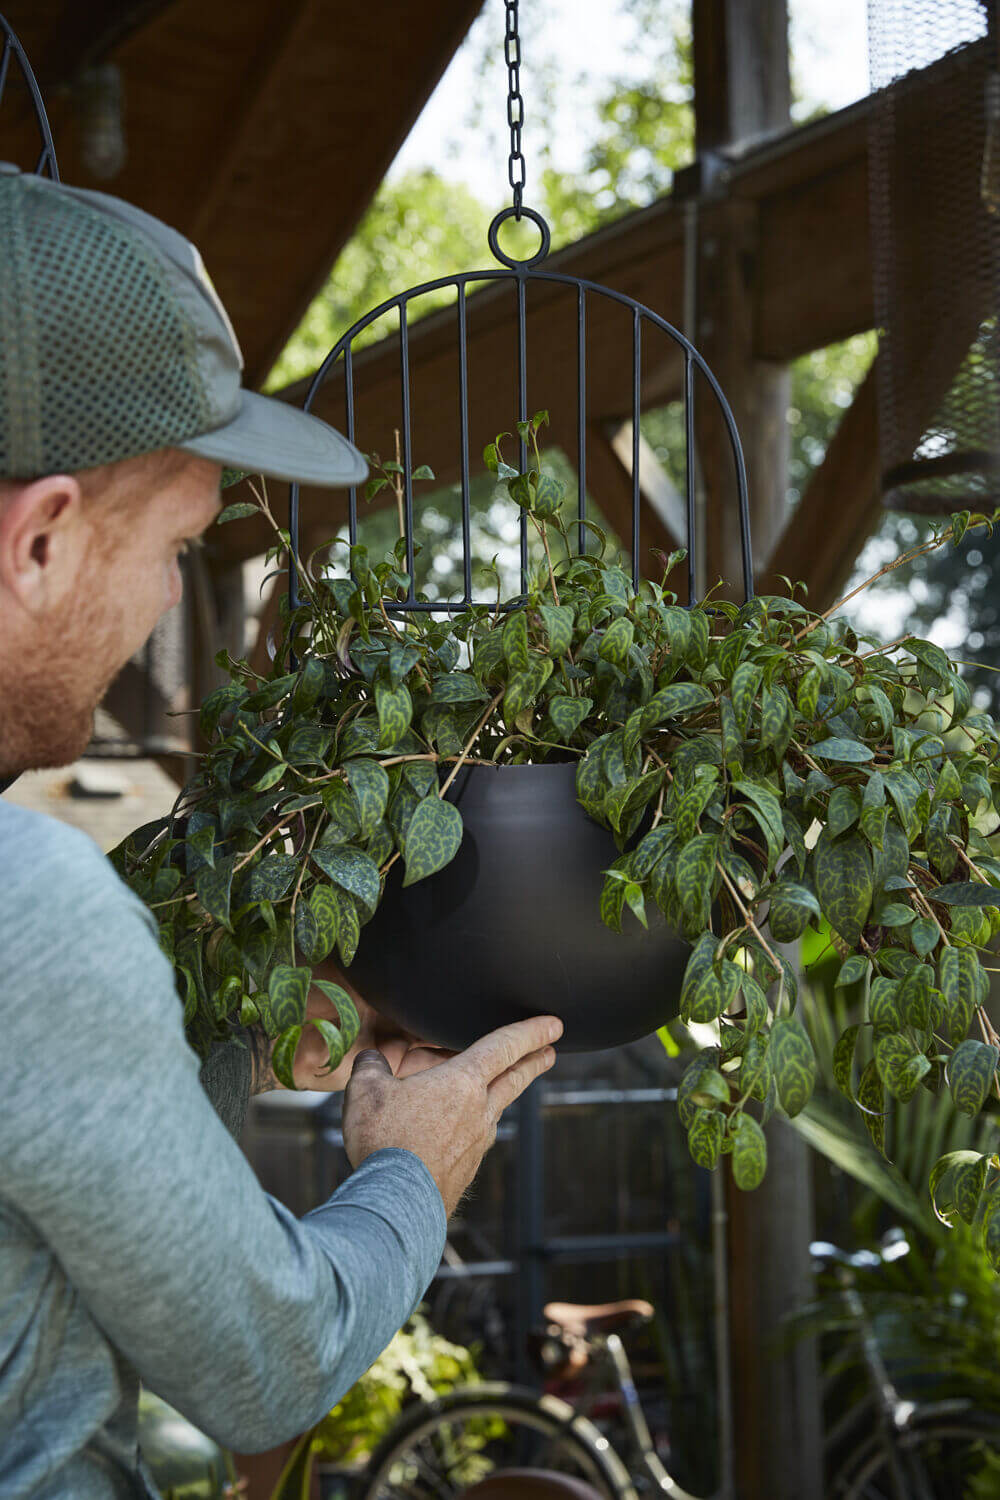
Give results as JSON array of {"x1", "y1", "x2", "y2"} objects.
[
  {"x1": 439, "y1": 690, "x2": 505, "y2": 799},
  {"x1": 716, "y1": 862, "x2": 786, "y2": 996},
  {"x1": 288, "y1": 815, "x2": 323, "y2": 962}
]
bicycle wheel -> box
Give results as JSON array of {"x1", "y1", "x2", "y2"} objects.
[
  {"x1": 358, "y1": 1384, "x2": 638, "y2": 1500},
  {"x1": 830, "y1": 1416, "x2": 1000, "y2": 1499}
]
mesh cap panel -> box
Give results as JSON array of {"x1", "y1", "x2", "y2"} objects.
[{"x1": 0, "y1": 172, "x2": 213, "y2": 476}]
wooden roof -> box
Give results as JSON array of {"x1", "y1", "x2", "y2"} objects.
[{"x1": 0, "y1": 0, "x2": 484, "y2": 387}]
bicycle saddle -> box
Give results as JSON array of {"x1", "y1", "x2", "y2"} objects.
[
  {"x1": 543, "y1": 1298, "x2": 654, "y2": 1338},
  {"x1": 461, "y1": 1472, "x2": 607, "y2": 1500}
]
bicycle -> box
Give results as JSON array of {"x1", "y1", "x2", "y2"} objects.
[
  {"x1": 810, "y1": 1238, "x2": 1000, "y2": 1499},
  {"x1": 326, "y1": 1298, "x2": 699, "y2": 1500},
  {"x1": 324, "y1": 1257, "x2": 1000, "y2": 1500}
]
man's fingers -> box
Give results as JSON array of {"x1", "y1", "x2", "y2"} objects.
[
  {"x1": 486, "y1": 1044, "x2": 557, "y2": 1121},
  {"x1": 396, "y1": 1045, "x2": 456, "y2": 1079},
  {"x1": 350, "y1": 1048, "x2": 394, "y2": 1081},
  {"x1": 376, "y1": 1037, "x2": 412, "y2": 1075},
  {"x1": 461, "y1": 1016, "x2": 563, "y2": 1084}
]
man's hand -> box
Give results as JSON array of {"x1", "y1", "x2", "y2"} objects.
[{"x1": 342, "y1": 1015, "x2": 562, "y2": 1217}]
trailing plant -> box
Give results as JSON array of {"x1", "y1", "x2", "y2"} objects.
[
  {"x1": 114, "y1": 411, "x2": 1000, "y2": 1252},
  {"x1": 267, "y1": 1311, "x2": 488, "y2": 1498}
]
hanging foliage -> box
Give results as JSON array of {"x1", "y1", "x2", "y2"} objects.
[{"x1": 113, "y1": 413, "x2": 1000, "y2": 1260}]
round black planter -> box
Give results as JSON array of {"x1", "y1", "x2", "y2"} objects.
[{"x1": 346, "y1": 762, "x2": 690, "y2": 1052}]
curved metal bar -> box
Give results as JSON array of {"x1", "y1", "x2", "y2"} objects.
[
  {"x1": 0, "y1": 14, "x2": 60, "y2": 180},
  {"x1": 290, "y1": 262, "x2": 755, "y2": 609}
]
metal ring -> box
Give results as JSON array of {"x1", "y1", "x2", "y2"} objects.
[{"x1": 487, "y1": 205, "x2": 551, "y2": 269}]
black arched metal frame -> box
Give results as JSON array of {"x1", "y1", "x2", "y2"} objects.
[
  {"x1": 289, "y1": 210, "x2": 754, "y2": 616},
  {"x1": 0, "y1": 14, "x2": 60, "y2": 180}
]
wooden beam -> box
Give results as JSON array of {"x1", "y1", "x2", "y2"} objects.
[
  {"x1": 760, "y1": 358, "x2": 880, "y2": 608},
  {"x1": 693, "y1": 0, "x2": 791, "y2": 152}
]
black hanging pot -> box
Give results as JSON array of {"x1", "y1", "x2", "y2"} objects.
[{"x1": 346, "y1": 761, "x2": 690, "y2": 1052}]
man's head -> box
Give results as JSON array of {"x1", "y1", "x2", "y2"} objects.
[
  {"x1": 0, "y1": 447, "x2": 220, "y2": 773},
  {"x1": 0, "y1": 163, "x2": 367, "y2": 778}
]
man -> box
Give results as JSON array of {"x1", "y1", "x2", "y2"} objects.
[{"x1": 0, "y1": 163, "x2": 561, "y2": 1497}]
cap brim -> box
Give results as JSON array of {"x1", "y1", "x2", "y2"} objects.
[{"x1": 179, "y1": 389, "x2": 367, "y2": 487}]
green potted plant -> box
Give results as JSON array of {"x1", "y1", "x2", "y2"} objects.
[{"x1": 115, "y1": 412, "x2": 1000, "y2": 1243}]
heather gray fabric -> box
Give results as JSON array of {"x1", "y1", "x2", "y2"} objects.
[{"x1": 0, "y1": 799, "x2": 446, "y2": 1498}]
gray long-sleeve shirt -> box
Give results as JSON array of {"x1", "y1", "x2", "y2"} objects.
[{"x1": 0, "y1": 800, "x2": 447, "y2": 1497}]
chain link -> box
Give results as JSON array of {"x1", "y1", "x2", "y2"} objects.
[{"x1": 504, "y1": 0, "x2": 525, "y2": 217}]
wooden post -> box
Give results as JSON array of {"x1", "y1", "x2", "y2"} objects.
[{"x1": 692, "y1": 5, "x2": 823, "y2": 1498}]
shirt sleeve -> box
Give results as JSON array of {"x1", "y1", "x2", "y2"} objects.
[{"x1": 0, "y1": 813, "x2": 446, "y2": 1452}]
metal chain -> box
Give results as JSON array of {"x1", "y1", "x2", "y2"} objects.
[{"x1": 504, "y1": 0, "x2": 525, "y2": 217}]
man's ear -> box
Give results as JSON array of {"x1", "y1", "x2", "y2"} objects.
[{"x1": 0, "y1": 475, "x2": 85, "y2": 615}]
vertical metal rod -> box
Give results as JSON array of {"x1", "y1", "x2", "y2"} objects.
[
  {"x1": 577, "y1": 284, "x2": 587, "y2": 557},
  {"x1": 457, "y1": 292, "x2": 472, "y2": 601},
  {"x1": 515, "y1": 1083, "x2": 545, "y2": 1388},
  {"x1": 684, "y1": 352, "x2": 696, "y2": 606},
  {"x1": 289, "y1": 481, "x2": 300, "y2": 611},
  {"x1": 0, "y1": 38, "x2": 12, "y2": 109},
  {"x1": 345, "y1": 344, "x2": 357, "y2": 549},
  {"x1": 399, "y1": 303, "x2": 416, "y2": 601},
  {"x1": 516, "y1": 277, "x2": 528, "y2": 594},
  {"x1": 712, "y1": 1169, "x2": 736, "y2": 1500},
  {"x1": 631, "y1": 308, "x2": 641, "y2": 591}
]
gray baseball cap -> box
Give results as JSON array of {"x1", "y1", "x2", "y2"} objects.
[{"x1": 0, "y1": 163, "x2": 366, "y2": 486}]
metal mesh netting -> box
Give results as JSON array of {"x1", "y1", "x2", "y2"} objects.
[{"x1": 868, "y1": 0, "x2": 1000, "y2": 513}]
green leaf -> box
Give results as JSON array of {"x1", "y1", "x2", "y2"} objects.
[
  {"x1": 731, "y1": 661, "x2": 762, "y2": 732},
  {"x1": 267, "y1": 964, "x2": 311, "y2": 1032},
  {"x1": 954, "y1": 1154, "x2": 989, "y2": 1225},
  {"x1": 740, "y1": 1034, "x2": 771, "y2": 1101},
  {"x1": 835, "y1": 955, "x2": 870, "y2": 988},
  {"x1": 731, "y1": 1112, "x2": 767, "y2": 1190},
  {"x1": 948, "y1": 1039, "x2": 999, "y2": 1117},
  {"x1": 251, "y1": 760, "x2": 288, "y2": 792},
  {"x1": 931, "y1": 881, "x2": 1000, "y2": 906},
  {"x1": 331, "y1": 888, "x2": 360, "y2": 965},
  {"x1": 857, "y1": 1058, "x2": 887, "y2": 1157},
  {"x1": 929, "y1": 1149, "x2": 984, "y2": 1225},
  {"x1": 689, "y1": 1068, "x2": 731, "y2": 1108},
  {"x1": 767, "y1": 881, "x2": 821, "y2": 943},
  {"x1": 869, "y1": 976, "x2": 903, "y2": 1034},
  {"x1": 770, "y1": 1020, "x2": 818, "y2": 1118},
  {"x1": 688, "y1": 1108, "x2": 724, "y2": 1170},
  {"x1": 307, "y1": 884, "x2": 340, "y2": 963},
  {"x1": 599, "y1": 616, "x2": 635, "y2": 667},
  {"x1": 760, "y1": 684, "x2": 793, "y2": 755},
  {"x1": 504, "y1": 657, "x2": 553, "y2": 718},
  {"x1": 346, "y1": 758, "x2": 390, "y2": 841},
  {"x1": 874, "y1": 1032, "x2": 924, "y2": 1101},
  {"x1": 813, "y1": 830, "x2": 873, "y2": 946},
  {"x1": 826, "y1": 786, "x2": 861, "y2": 841},
  {"x1": 311, "y1": 846, "x2": 381, "y2": 913},
  {"x1": 811, "y1": 737, "x2": 875, "y2": 763},
  {"x1": 431, "y1": 673, "x2": 486, "y2": 704},
  {"x1": 938, "y1": 946, "x2": 979, "y2": 1044},
  {"x1": 293, "y1": 657, "x2": 325, "y2": 714},
  {"x1": 195, "y1": 853, "x2": 237, "y2": 929},
  {"x1": 732, "y1": 779, "x2": 785, "y2": 867},
  {"x1": 833, "y1": 1024, "x2": 860, "y2": 1097},
  {"x1": 540, "y1": 604, "x2": 575, "y2": 656},
  {"x1": 641, "y1": 682, "x2": 714, "y2": 731},
  {"x1": 402, "y1": 797, "x2": 464, "y2": 887},
  {"x1": 312, "y1": 978, "x2": 361, "y2": 1053},
  {"x1": 676, "y1": 834, "x2": 718, "y2": 926},
  {"x1": 898, "y1": 962, "x2": 933, "y2": 1029},
  {"x1": 271, "y1": 1026, "x2": 304, "y2": 1089},
  {"x1": 677, "y1": 1049, "x2": 721, "y2": 1127},
  {"x1": 910, "y1": 917, "x2": 939, "y2": 959},
  {"x1": 216, "y1": 501, "x2": 259, "y2": 525},
  {"x1": 375, "y1": 680, "x2": 413, "y2": 749},
  {"x1": 549, "y1": 694, "x2": 592, "y2": 740},
  {"x1": 502, "y1": 610, "x2": 530, "y2": 671}
]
